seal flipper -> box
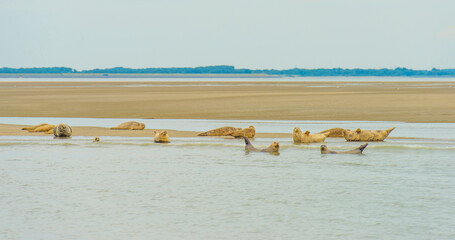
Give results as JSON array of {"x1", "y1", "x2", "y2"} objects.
[
  {"x1": 244, "y1": 136, "x2": 252, "y2": 146},
  {"x1": 243, "y1": 136, "x2": 256, "y2": 151},
  {"x1": 358, "y1": 143, "x2": 368, "y2": 153}
]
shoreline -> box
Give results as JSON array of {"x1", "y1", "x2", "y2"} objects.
[{"x1": 0, "y1": 124, "x2": 291, "y2": 138}]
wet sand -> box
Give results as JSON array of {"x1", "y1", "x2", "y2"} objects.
[
  {"x1": 0, "y1": 81, "x2": 454, "y2": 137},
  {"x1": 0, "y1": 124, "x2": 291, "y2": 138}
]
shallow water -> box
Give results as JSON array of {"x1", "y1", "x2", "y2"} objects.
[{"x1": 1, "y1": 119, "x2": 455, "y2": 239}]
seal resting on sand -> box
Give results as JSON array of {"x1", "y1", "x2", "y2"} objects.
[
  {"x1": 293, "y1": 127, "x2": 330, "y2": 143},
  {"x1": 53, "y1": 123, "x2": 72, "y2": 138},
  {"x1": 243, "y1": 137, "x2": 279, "y2": 153},
  {"x1": 318, "y1": 128, "x2": 346, "y2": 137},
  {"x1": 225, "y1": 126, "x2": 255, "y2": 138},
  {"x1": 321, "y1": 143, "x2": 368, "y2": 154},
  {"x1": 197, "y1": 126, "x2": 241, "y2": 136},
  {"x1": 154, "y1": 130, "x2": 170, "y2": 143},
  {"x1": 110, "y1": 121, "x2": 145, "y2": 130},
  {"x1": 22, "y1": 123, "x2": 49, "y2": 131},
  {"x1": 22, "y1": 124, "x2": 55, "y2": 133},
  {"x1": 343, "y1": 127, "x2": 395, "y2": 141}
]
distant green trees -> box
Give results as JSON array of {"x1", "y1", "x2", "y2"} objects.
[
  {"x1": 1, "y1": 66, "x2": 455, "y2": 76},
  {"x1": 0, "y1": 67, "x2": 74, "y2": 73}
]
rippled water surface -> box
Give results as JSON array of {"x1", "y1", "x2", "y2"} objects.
[{"x1": 1, "y1": 119, "x2": 455, "y2": 240}]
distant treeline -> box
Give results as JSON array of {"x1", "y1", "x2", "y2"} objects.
[{"x1": 1, "y1": 65, "x2": 455, "y2": 76}]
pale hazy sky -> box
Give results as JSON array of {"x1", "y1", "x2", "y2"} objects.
[{"x1": 1, "y1": 0, "x2": 454, "y2": 70}]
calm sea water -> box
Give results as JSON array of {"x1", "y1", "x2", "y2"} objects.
[
  {"x1": 1, "y1": 118, "x2": 455, "y2": 240},
  {"x1": 1, "y1": 76, "x2": 455, "y2": 83}
]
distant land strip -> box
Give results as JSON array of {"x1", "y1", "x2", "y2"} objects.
[{"x1": 1, "y1": 65, "x2": 455, "y2": 77}]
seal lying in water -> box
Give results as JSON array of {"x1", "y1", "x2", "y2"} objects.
[
  {"x1": 53, "y1": 123, "x2": 72, "y2": 138},
  {"x1": 197, "y1": 126, "x2": 242, "y2": 136},
  {"x1": 110, "y1": 121, "x2": 145, "y2": 130},
  {"x1": 93, "y1": 137, "x2": 100, "y2": 142},
  {"x1": 321, "y1": 143, "x2": 368, "y2": 154},
  {"x1": 22, "y1": 124, "x2": 55, "y2": 133},
  {"x1": 243, "y1": 137, "x2": 279, "y2": 153},
  {"x1": 154, "y1": 130, "x2": 170, "y2": 143},
  {"x1": 318, "y1": 128, "x2": 346, "y2": 137},
  {"x1": 225, "y1": 126, "x2": 256, "y2": 138},
  {"x1": 343, "y1": 127, "x2": 395, "y2": 141},
  {"x1": 293, "y1": 127, "x2": 330, "y2": 143}
]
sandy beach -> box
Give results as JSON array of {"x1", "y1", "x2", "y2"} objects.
[
  {"x1": 1, "y1": 80, "x2": 454, "y2": 121},
  {"x1": 1, "y1": 80, "x2": 454, "y2": 136}
]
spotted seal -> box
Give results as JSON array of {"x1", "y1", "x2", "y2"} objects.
[
  {"x1": 53, "y1": 123, "x2": 72, "y2": 138},
  {"x1": 343, "y1": 127, "x2": 395, "y2": 141},
  {"x1": 110, "y1": 121, "x2": 145, "y2": 130},
  {"x1": 243, "y1": 137, "x2": 279, "y2": 153},
  {"x1": 293, "y1": 127, "x2": 330, "y2": 143},
  {"x1": 321, "y1": 143, "x2": 368, "y2": 154},
  {"x1": 197, "y1": 126, "x2": 242, "y2": 136},
  {"x1": 154, "y1": 130, "x2": 170, "y2": 143}
]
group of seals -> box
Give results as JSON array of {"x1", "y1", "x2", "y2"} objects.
[
  {"x1": 21, "y1": 121, "x2": 394, "y2": 155},
  {"x1": 22, "y1": 123, "x2": 72, "y2": 138}
]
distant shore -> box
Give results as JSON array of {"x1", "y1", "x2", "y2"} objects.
[{"x1": 0, "y1": 73, "x2": 278, "y2": 78}]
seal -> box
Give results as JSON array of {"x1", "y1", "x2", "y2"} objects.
[
  {"x1": 53, "y1": 123, "x2": 72, "y2": 138},
  {"x1": 110, "y1": 121, "x2": 145, "y2": 130},
  {"x1": 343, "y1": 127, "x2": 395, "y2": 141},
  {"x1": 197, "y1": 126, "x2": 242, "y2": 136},
  {"x1": 318, "y1": 128, "x2": 346, "y2": 137},
  {"x1": 93, "y1": 137, "x2": 100, "y2": 142},
  {"x1": 293, "y1": 127, "x2": 330, "y2": 143},
  {"x1": 225, "y1": 126, "x2": 256, "y2": 138},
  {"x1": 243, "y1": 137, "x2": 279, "y2": 153},
  {"x1": 321, "y1": 143, "x2": 368, "y2": 154},
  {"x1": 28, "y1": 124, "x2": 56, "y2": 133},
  {"x1": 22, "y1": 123, "x2": 49, "y2": 131},
  {"x1": 154, "y1": 130, "x2": 170, "y2": 143}
]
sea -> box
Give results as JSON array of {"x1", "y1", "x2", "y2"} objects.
[{"x1": 1, "y1": 77, "x2": 455, "y2": 239}]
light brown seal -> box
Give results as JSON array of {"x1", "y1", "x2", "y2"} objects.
[
  {"x1": 243, "y1": 137, "x2": 279, "y2": 153},
  {"x1": 197, "y1": 126, "x2": 242, "y2": 136},
  {"x1": 318, "y1": 128, "x2": 346, "y2": 137},
  {"x1": 293, "y1": 127, "x2": 330, "y2": 143},
  {"x1": 225, "y1": 126, "x2": 256, "y2": 138},
  {"x1": 110, "y1": 121, "x2": 145, "y2": 130},
  {"x1": 22, "y1": 123, "x2": 49, "y2": 131},
  {"x1": 343, "y1": 127, "x2": 395, "y2": 141},
  {"x1": 154, "y1": 130, "x2": 170, "y2": 143},
  {"x1": 321, "y1": 143, "x2": 368, "y2": 154},
  {"x1": 53, "y1": 123, "x2": 72, "y2": 138},
  {"x1": 22, "y1": 124, "x2": 55, "y2": 133}
]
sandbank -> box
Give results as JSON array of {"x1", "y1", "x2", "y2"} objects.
[
  {"x1": 0, "y1": 124, "x2": 291, "y2": 138},
  {"x1": 0, "y1": 80, "x2": 454, "y2": 138}
]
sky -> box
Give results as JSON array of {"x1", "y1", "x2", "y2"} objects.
[{"x1": 0, "y1": 0, "x2": 454, "y2": 70}]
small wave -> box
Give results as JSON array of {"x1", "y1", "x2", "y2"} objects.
[{"x1": 369, "y1": 145, "x2": 455, "y2": 150}]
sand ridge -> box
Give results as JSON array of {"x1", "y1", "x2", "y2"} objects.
[{"x1": 0, "y1": 80, "x2": 454, "y2": 122}]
